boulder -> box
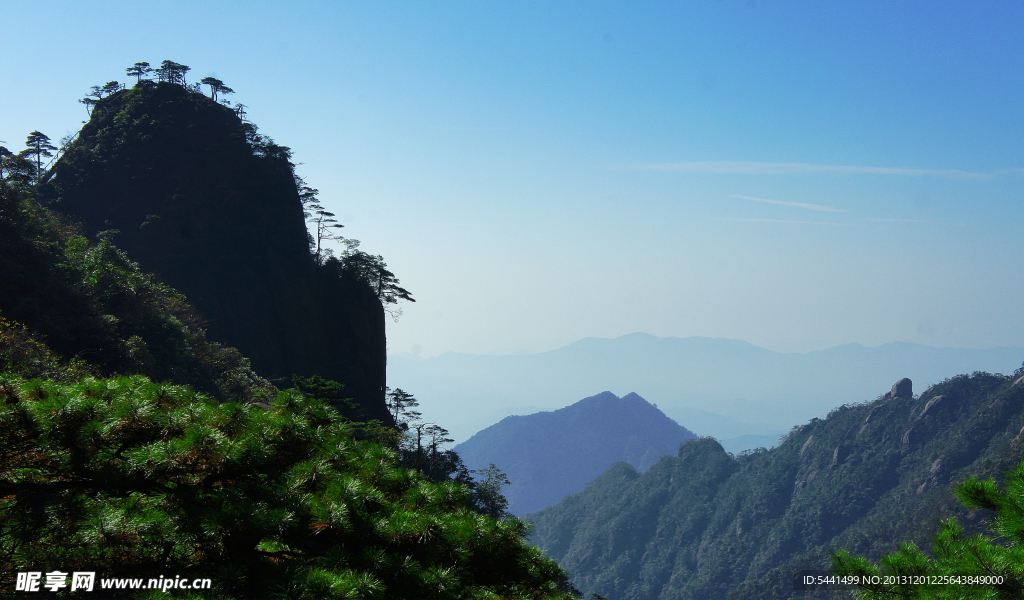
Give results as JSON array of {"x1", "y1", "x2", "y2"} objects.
[{"x1": 891, "y1": 378, "x2": 913, "y2": 398}]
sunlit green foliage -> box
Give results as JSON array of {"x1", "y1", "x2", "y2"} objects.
[{"x1": 0, "y1": 374, "x2": 576, "y2": 599}]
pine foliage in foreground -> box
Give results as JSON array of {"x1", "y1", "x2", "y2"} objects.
[{"x1": 0, "y1": 374, "x2": 575, "y2": 599}]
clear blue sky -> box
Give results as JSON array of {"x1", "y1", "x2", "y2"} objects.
[{"x1": 5, "y1": 1, "x2": 1023, "y2": 356}]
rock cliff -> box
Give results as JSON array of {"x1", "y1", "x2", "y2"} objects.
[{"x1": 43, "y1": 82, "x2": 389, "y2": 422}]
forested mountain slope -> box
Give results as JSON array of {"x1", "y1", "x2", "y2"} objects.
[
  {"x1": 456, "y1": 391, "x2": 696, "y2": 515},
  {"x1": 528, "y1": 375, "x2": 1024, "y2": 600}
]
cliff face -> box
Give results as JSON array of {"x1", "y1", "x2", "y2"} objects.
[{"x1": 43, "y1": 82, "x2": 390, "y2": 423}]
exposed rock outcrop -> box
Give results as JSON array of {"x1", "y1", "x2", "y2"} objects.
[
  {"x1": 891, "y1": 378, "x2": 913, "y2": 398},
  {"x1": 917, "y1": 395, "x2": 947, "y2": 419}
]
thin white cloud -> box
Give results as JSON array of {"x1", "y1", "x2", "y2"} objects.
[
  {"x1": 734, "y1": 195, "x2": 846, "y2": 213},
  {"x1": 867, "y1": 218, "x2": 940, "y2": 224},
  {"x1": 723, "y1": 218, "x2": 852, "y2": 225},
  {"x1": 636, "y1": 161, "x2": 991, "y2": 180}
]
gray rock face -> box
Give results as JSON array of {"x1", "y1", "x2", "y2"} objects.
[
  {"x1": 918, "y1": 395, "x2": 946, "y2": 419},
  {"x1": 891, "y1": 378, "x2": 913, "y2": 398}
]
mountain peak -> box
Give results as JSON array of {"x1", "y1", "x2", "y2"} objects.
[{"x1": 455, "y1": 390, "x2": 696, "y2": 514}]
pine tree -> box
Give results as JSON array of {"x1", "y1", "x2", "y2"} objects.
[
  {"x1": 19, "y1": 132, "x2": 56, "y2": 184},
  {"x1": 156, "y1": 60, "x2": 190, "y2": 85},
  {"x1": 126, "y1": 61, "x2": 152, "y2": 82},
  {"x1": 472, "y1": 464, "x2": 513, "y2": 519},
  {"x1": 386, "y1": 387, "x2": 421, "y2": 428},
  {"x1": 200, "y1": 76, "x2": 227, "y2": 100}
]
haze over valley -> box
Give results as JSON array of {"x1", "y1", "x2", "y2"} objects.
[{"x1": 389, "y1": 333, "x2": 1024, "y2": 446}]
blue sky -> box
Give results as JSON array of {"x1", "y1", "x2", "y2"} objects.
[{"x1": 4, "y1": 1, "x2": 1023, "y2": 357}]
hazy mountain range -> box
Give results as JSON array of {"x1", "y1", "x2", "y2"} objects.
[{"x1": 388, "y1": 333, "x2": 1024, "y2": 446}]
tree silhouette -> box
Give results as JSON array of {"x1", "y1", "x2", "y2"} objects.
[
  {"x1": 200, "y1": 76, "x2": 233, "y2": 101},
  {"x1": 125, "y1": 61, "x2": 152, "y2": 82},
  {"x1": 425, "y1": 424, "x2": 455, "y2": 476},
  {"x1": 386, "y1": 387, "x2": 421, "y2": 428},
  {"x1": 78, "y1": 97, "x2": 95, "y2": 116},
  {"x1": 156, "y1": 60, "x2": 190, "y2": 85},
  {"x1": 20, "y1": 132, "x2": 56, "y2": 184},
  {"x1": 338, "y1": 247, "x2": 415, "y2": 311},
  {"x1": 0, "y1": 147, "x2": 34, "y2": 188},
  {"x1": 298, "y1": 182, "x2": 345, "y2": 265},
  {"x1": 0, "y1": 145, "x2": 10, "y2": 174},
  {"x1": 200, "y1": 76, "x2": 220, "y2": 98}
]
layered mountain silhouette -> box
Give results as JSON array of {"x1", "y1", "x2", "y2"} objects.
[
  {"x1": 454, "y1": 391, "x2": 696, "y2": 515},
  {"x1": 390, "y1": 333, "x2": 1024, "y2": 445}
]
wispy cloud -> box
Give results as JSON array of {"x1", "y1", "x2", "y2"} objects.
[
  {"x1": 722, "y1": 218, "x2": 853, "y2": 225},
  {"x1": 635, "y1": 161, "x2": 991, "y2": 180},
  {"x1": 734, "y1": 195, "x2": 846, "y2": 213},
  {"x1": 867, "y1": 217, "x2": 941, "y2": 224}
]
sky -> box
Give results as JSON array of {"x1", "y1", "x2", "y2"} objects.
[{"x1": 4, "y1": 1, "x2": 1024, "y2": 358}]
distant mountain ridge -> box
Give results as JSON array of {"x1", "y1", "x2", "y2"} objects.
[
  {"x1": 389, "y1": 333, "x2": 1024, "y2": 444},
  {"x1": 526, "y1": 374, "x2": 1024, "y2": 599},
  {"x1": 454, "y1": 391, "x2": 696, "y2": 515}
]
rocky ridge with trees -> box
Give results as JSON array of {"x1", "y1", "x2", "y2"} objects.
[
  {"x1": 32, "y1": 61, "x2": 410, "y2": 423},
  {"x1": 528, "y1": 375, "x2": 1024, "y2": 599}
]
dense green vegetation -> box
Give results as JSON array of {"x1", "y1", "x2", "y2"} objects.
[
  {"x1": 529, "y1": 374, "x2": 1024, "y2": 600},
  {"x1": 0, "y1": 373, "x2": 574, "y2": 599}
]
